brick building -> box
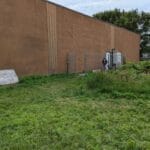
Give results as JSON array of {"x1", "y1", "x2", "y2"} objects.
[{"x1": 0, "y1": 0, "x2": 140, "y2": 76}]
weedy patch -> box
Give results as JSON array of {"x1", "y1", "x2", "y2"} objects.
[{"x1": 0, "y1": 62, "x2": 150, "y2": 149}]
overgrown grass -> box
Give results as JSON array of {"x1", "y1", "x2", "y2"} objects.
[
  {"x1": 0, "y1": 61, "x2": 150, "y2": 149},
  {"x1": 85, "y1": 72, "x2": 150, "y2": 99},
  {"x1": 85, "y1": 61, "x2": 150, "y2": 99}
]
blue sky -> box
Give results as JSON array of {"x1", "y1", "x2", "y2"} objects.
[{"x1": 49, "y1": 0, "x2": 150, "y2": 16}]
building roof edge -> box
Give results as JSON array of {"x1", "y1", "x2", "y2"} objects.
[{"x1": 43, "y1": 0, "x2": 140, "y2": 37}]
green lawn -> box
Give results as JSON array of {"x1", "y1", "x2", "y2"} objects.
[{"x1": 0, "y1": 70, "x2": 150, "y2": 149}]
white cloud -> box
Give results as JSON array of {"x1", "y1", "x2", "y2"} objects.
[{"x1": 49, "y1": 0, "x2": 150, "y2": 15}]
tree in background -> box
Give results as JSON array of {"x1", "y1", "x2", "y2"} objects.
[
  {"x1": 139, "y1": 12, "x2": 150, "y2": 54},
  {"x1": 93, "y1": 9, "x2": 150, "y2": 56}
]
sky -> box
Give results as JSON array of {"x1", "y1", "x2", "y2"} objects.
[{"x1": 49, "y1": 0, "x2": 150, "y2": 16}]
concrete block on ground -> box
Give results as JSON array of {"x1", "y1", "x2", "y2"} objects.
[{"x1": 0, "y1": 69, "x2": 19, "y2": 85}]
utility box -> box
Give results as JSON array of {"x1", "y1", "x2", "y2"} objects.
[
  {"x1": 105, "y1": 51, "x2": 124, "y2": 69},
  {"x1": 113, "y1": 52, "x2": 123, "y2": 68}
]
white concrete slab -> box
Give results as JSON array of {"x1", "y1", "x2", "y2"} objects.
[{"x1": 0, "y1": 69, "x2": 19, "y2": 85}]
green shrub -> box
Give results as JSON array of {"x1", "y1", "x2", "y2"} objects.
[
  {"x1": 85, "y1": 62, "x2": 150, "y2": 99},
  {"x1": 86, "y1": 72, "x2": 128, "y2": 93},
  {"x1": 86, "y1": 72, "x2": 113, "y2": 90},
  {"x1": 119, "y1": 61, "x2": 150, "y2": 74}
]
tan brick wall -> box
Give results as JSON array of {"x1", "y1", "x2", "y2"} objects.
[
  {"x1": 46, "y1": 3, "x2": 58, "y2": 74},
  {"x1": 56, "y1": 7, "x2": 112, "y2": 73},
  {"x1": 56, "y1": 6, "x2": 140, "y2": 73},
  {"x1": 114, "y1": 27, "x2": 140, "y2": 62},
  {"x1": 0, "y1": 1, "x2": 140, "y2": 76},
  {"x1": 0, "y1": 0, "x2": 48, "y2": 76}
]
